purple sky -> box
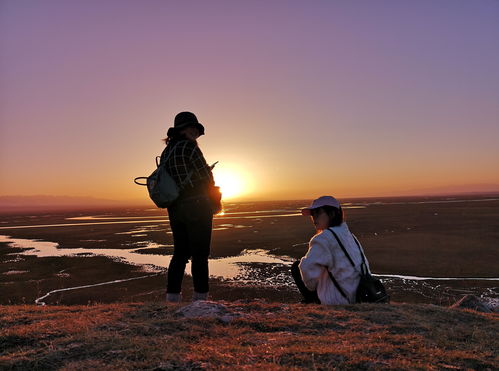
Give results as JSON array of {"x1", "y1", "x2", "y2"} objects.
[{"x1": 1, "y1": 0, "x2": 498, "y2": 201}]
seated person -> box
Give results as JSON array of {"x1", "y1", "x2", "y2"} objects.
[{"x1": 291, "y1": 196, "x2": 371, "y2": 305}]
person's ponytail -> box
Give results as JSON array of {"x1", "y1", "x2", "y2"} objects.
[{"x1": 163, "y1": 127, "x2": 178, "y2": 145}]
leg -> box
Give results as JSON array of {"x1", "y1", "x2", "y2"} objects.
[
  {"x1": 291, "y1": 261, "x2": 321, "y2": 304},
  {"x1": 166, "y1": 211, "x2": 191, "y2": 295},
  {"x1": 183, "y1": 196, "x2": 213, "y2": 295}
]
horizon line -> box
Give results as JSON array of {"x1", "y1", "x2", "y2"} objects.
[{"x1": 2, "y1": 190, "x2": 499, "y2": 206}]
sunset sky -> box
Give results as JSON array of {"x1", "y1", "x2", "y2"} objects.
[{"x1": 1, "y1": 0, "x2": 498, "y2": 203}]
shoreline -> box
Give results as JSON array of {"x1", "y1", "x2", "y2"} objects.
[
  {"x1": 2, "y1": 239, "x2": 497, "y2": 307},
  {"x1": 1, "y1": 197, "x2": 498, "y2": 306}
]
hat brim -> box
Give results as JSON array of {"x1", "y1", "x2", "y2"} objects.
[
  {"x1": 301, "y1": 208, "x2": 312, "y2": 216},
  {"x1": 194, "y1": 123, "x2": 205, "y2": 135},
  {"x1": 171, "y1": 122, "x2": 205, "y2": 136}
]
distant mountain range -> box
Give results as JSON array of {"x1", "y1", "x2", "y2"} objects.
[
  {"x1": 393, "y1": 183, "x2": 499, "y2": 197},
  {"x1": 0, "y1": 195, "x2": 148, "y2": 212}
]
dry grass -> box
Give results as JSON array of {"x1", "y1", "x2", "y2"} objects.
[{"x1": 1, "y1": 301, "x2": 497, "y2": 370}]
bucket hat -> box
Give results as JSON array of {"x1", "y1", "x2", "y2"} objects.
[
  {"x1": 301, "y1": 196, "x2": 341, "y2": 216},
  {"x1": 168, "y1": 111, "x2": 205, "y2": 136}
]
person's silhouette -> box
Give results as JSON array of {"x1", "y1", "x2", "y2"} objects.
[{"x1": 161, "y1": 112, "x2": 220, "y2": 302}]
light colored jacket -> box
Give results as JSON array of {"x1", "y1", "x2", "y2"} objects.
[{"x1": 299, "y1": 222, "x2": 370, "y2": 305}]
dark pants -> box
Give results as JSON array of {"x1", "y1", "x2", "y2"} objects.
[
  {"x1": 291, "y1": 261, "x2": 321, "y2": 304},
  {"x1": 167, "y1": 195, "x2": 213, "y2": 294}
]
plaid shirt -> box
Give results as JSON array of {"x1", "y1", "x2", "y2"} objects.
[{"x1": 160, "y1": 139, "x2": 214, "y2": 195}]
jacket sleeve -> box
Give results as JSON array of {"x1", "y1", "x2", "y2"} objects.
[
  {"x1": 299, "y1": 236, "x2": 333, "y2": 291},
  {"x1": 188, "y1": 144, "x2": 214, "y2": 185}
]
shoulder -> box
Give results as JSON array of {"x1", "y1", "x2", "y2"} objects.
[
  {"x1": 309, "y1": 230, "x2": 333, "y2": 248},
  {"x1": 302, "y1": 230, "x2": 334, "y2": 266},
  {"x1": 329, "y1": 222, "x2": 351, "y2": 236},
  {"x1": 176, "y1": 139, "x2": 196, "y2": 148},
  {"x1": 338, "y1": 222, "x2": 350, "y2": 232},
  {"x1": 172, "y1": 140, "x2": 197, "y2": 153}
]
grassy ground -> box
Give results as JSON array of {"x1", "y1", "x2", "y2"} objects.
[{"x1": 1, "y1": 301, "x2": 497, "y2": 370}]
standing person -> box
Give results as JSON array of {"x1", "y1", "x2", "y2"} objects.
[
  {"x1": 291, "y1": 196, "x2": 371, "y2": 305},
  {"x1": 162, "y1": 111, "x2": 220, "y2": 303}
]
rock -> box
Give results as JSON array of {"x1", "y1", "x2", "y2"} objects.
[
  {"x1": 175, "y1": 300, "x2": 241, "y2": 322},
  {"x1": 451, "y1": 295, "x2": 492, "y2": 313},
  {"x1": 480, "y1": 297, "x2": 499, "y2": 313}
]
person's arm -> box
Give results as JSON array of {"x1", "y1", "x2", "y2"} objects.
[
  {"x1": 299, "y1": 236, "x2": 333, "y2": 291},
  {"x1": 189, "y1": 144, "x2": 214, "y2": 185}
]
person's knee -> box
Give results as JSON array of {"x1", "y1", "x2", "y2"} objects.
[
  {"x1": 191, "y1": 254, "x2": 209, "y2": 266},
  {"x1": 171, "y1": 254, "x2": 190, "y2": 265},
  {"x1": 189, "y1": 241, "x2": 210, "y2": 259}
]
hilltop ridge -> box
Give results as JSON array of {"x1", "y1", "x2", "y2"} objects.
[{"x1": 1, "y1": 301, "x2": 497, "y2": 370}]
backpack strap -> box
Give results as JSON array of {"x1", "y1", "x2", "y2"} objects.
[
  {"x1": 159, "y1": 143, "x2": 179, "y2": 166},
  {"x1": 326, "y1": 228, "x2": 358, "y2": 302},
  {"x1": 327, "y1": 271, "x2": 349, "y2": 299},
  {"x1": 160, "y1": 143, "x2": 194, "y2": 187},
  {"x1": 352, "y1": 234, "x2": 368, "y2": 275},
  {"x1": 327, "y1": 228, "x2": 355, "y2": 268},
  {"x1": 133, "y1": 143, "x2": 190, "y2": 187}
]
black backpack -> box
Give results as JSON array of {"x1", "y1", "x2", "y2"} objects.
[{"x1": 327, "y1": 228, "x2": 390, "y2": 304}]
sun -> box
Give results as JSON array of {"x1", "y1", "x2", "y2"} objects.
[{"x1": 212, "y1": 165, "x2": 250, "y2": 200}]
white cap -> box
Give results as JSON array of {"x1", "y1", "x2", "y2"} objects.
[{"x1": 301, "y1": 196, "x2": 341, "y2": 216}]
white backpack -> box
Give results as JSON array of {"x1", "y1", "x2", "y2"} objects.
[{"x1": 134, "y1": 144, "x2": 192, "y2": 208}]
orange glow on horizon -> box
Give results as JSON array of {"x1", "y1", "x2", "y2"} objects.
[
  {"x1": 1, "y1": 2, "x2": 498, "y2": 204},
  {"x1": 212, "y1": 164, "x2": 253, "y2": 200}
]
